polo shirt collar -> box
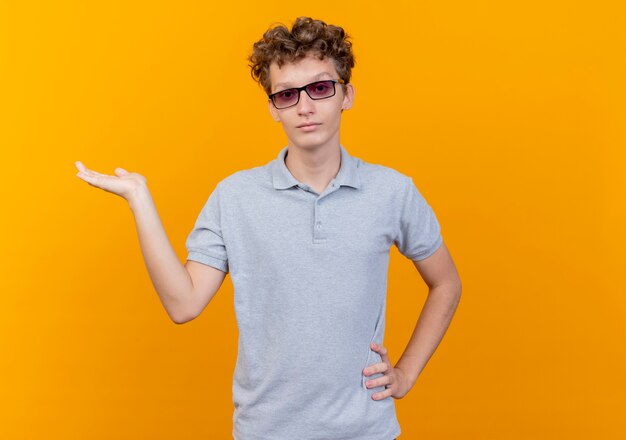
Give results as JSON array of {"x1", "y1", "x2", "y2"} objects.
[{"x1": 272, "y1": 144, "x2": 362, "y2": 190}]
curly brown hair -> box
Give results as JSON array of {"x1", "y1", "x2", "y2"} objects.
[{"x1": 248, "y1": 16, "x2": 355, "y2": 95}]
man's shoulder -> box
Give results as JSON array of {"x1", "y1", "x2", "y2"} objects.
[
  {"x1": 357, "y1": 157, "x2": 412, "y2": 190},
  {"x1": 216, "y1": 160, "x2": 273, "y2": 191}
]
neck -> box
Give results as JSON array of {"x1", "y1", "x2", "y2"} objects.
[{"x1": 284, "y1": 142, "x2": 341, "y2": 193}]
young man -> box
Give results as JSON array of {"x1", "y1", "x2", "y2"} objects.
[{"x1": 75, "y1": 16, "x2": 461, "y2": 440}]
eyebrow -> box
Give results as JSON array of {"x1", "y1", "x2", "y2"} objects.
[{"x1": 273, "y1": 72, "x2": 335, "y2": 92}]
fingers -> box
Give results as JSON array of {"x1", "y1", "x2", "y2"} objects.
[
  {"x1": 366, "y1": 374, "x2": 394, "y2": 400},
  {"x1": 365, "y1": 374, "x2": 392, "y2": 389},
  {"x1": 371, "y1": 342, "x2": 388, "y2": 357},
  {"x1": 371, "y1": 342, "x2": 391, "y2": 365},
  {"x1": 76, "y1": 170, "x2": 100, "y2": 186},
  {"x1": 372, "y1": 387, "x2": 393, "y2": 400},
  {"x1": 74, "y1": 160, "x2": 144, "y2": 201},
  {"x1": 76, "y1": 169, "x2": 102, "y2": 185},
  {"x1": 75, "y1": 161, "x2": 128, "y2": 180},
  {"x1": 364, "y1": 341, "x2": 395, "y2": 400},
  {"x1": 363, "y1": 342, "x2": 391, "y2": 376},
  {"x1": 74, "y1": 161, "x2": 115, "y2": 189},
  {"x1": 75, "y1": 161, "x2": 103, "y2": 178},
  {"x1": 363, "y1": 361, "x2": 388, "y2": 377}
]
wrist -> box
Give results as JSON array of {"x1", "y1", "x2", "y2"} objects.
[
  {"x1": 395, "y1": 362, "x2": 419, "y2": 387},
  {"x1": 128, "y1": 183, "x2": 152, "y2": 212}
]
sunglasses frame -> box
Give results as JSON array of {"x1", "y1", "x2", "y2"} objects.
[{"x1": 268, "y1": 79, "x2": 346, "y2": 109}]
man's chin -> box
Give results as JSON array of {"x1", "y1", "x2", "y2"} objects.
[{"x1": 288, "y1": 133, "x2": 337, "y2": 149}]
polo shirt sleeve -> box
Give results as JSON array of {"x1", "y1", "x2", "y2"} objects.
[
  {"x1": 185, "y1": 183, "x2": 229, "y2": 273},
  {"x1": 394, "y1": 177, "x2": 443, "y2": 261}
]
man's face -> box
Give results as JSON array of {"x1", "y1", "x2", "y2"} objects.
[{"x1": 267, "y1": 54, "x2": 355, "y2": 151}]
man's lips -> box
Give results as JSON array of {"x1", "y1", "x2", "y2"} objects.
[{"x1": 297, "y1": 122, "x2": 321, "y2": 128}]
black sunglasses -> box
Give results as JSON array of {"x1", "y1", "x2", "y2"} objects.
[{"x1": 268, "y1": 79, "x2": 346, "y2": 109}]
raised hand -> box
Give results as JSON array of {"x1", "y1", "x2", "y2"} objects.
[
  {"x1": 363, "y1": 342, "x2": 413, "y2": 400},
  {"x1": 75, "y1": 160, "x2": 148, "y2": 203}
]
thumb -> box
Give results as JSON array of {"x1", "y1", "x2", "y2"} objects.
[{"x1": 114, "y1": 167, "x2": 130, "y2": 176}]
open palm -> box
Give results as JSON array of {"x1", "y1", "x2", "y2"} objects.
[{"x1": 75, "y1": 160, "x2": 147, "y2": 202}]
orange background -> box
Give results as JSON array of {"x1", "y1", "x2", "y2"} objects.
[{"x1": 1, "y1": 1, "x2": 625, "y2": 438}]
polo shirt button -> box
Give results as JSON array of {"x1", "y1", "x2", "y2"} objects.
[{"x1": 316, "y1": 223, "x2": 322, "y2": 229}]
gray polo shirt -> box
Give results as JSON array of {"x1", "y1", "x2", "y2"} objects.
[{"x1": 186, "y1": 144, "x2": 443, "y2": 440}]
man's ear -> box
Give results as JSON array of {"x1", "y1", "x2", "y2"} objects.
[
  {"x1": 341, "y1": 83, "x2": 355, "y2": 110},
  {"x1": 268, "y1": 99, "x2": 281, "y2": 122}
]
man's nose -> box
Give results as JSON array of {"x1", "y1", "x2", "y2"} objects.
[{"x1": 296, "y1": 89, "x2": 315, "y2": 114}]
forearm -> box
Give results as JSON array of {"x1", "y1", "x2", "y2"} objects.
[
  {"x1": 395, "y1": 282, "x2": 462, "y2": 386},
  {"x1": 128, "y1": 186, "x2": 194, "y2": 323}
]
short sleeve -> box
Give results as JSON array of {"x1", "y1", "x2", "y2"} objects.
[
  {"x1": 394, "y1": 177, "x2": 443, "y2": 261},
  {"x1": 186, "y1": 183, "x2": 229, "y2": 273}
]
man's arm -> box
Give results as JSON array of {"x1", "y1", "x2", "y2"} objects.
[
  {"x1": 394, "y1": 241, "x2": 462, "y2": 386},
  {"x1": 129, "y1": 188, "x2": 227, "y2": 324},
  {"x1": 75, "y1": 161, "x2": 227, "y2": 324},
  {"x1": 184, "y1": 260, "x2": 228, "y2": 321}
]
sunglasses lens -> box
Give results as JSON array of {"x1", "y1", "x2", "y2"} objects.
[
  {"x1": 273, "y1": 89, "x2": 299, "y2": 108},
  {"x1": 306, "y1": 81, "x2": 335, "y2": 99},
  {"x1": 271, "y1": 80, "x2": 339, "y2": 108}
]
